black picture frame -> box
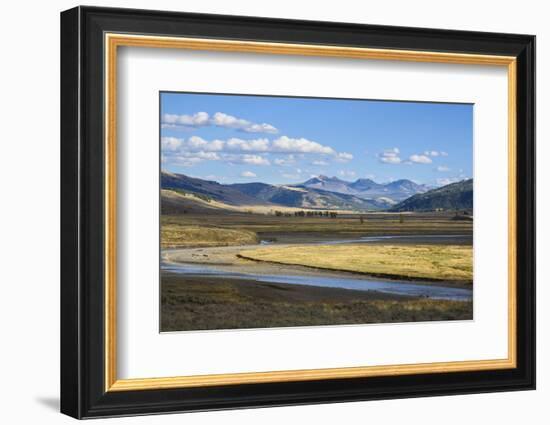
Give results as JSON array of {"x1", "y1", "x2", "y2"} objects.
[{"x1": 61, "y1": 5, "x2": 535, "y2": 419}]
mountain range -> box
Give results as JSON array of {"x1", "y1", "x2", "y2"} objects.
[
  {"x1": 161, "y1": 171, "x2": 392, "y2": 211},
  {"x1": 301, "y1": 175, "x2": 431, "y2": 202},
  {"x1": 161, "y1": 171, "x2": 466, "y2": 212}
]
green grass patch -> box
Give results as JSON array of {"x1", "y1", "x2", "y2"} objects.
[
  {"x1": 161, "y1": 274, "x2": 472, "y2": 331},
  {"x1": 161, "y1": 212, "x2": 473, "y2": 237},
  {"x1": 169, "y1": 188, "x2": 213, "y2": 203}
]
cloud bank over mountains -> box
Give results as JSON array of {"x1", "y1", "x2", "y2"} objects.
[
  {"x1": 160, "y1": 105, "x2": 467, "y2": 187},
  {"x1": 161, "y1": 132, "x2": 354, "y2": 168}
]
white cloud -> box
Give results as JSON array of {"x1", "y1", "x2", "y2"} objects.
[
  {"x1": 211, "y1": 112, "x2": 248, "y2": 128},
  {"x1": 170, "y1": 156, "x2": 204, "y2": 167},
  {"x1": 312, "y1": 160, "x2": 329, "y2": 166},
  {"x1": 162, "y1": 134, "x2": 353, "y2": 168},
  {"x1": 424, "y1": 150, "x2": 449, "y2": 157},
  {"x1": 436, "y1": 177, "x2": 461, "y2": 186},
  {"x1": 161, "y1": 137, "x2": 182, "y2": 152},
  {"x1": 161, "y1": 111, "x2": 278, "y2": 134},
  {"x1": 245, "y1": 123, "x2": 279, "y2": 134},
  {"x1": 379, "y1": 148, "x2": 402, "y2": 164},
  {"x1": 424, "y1": 150, "x2": 439, "y2": 157},
  {"x1": 409, "y1": 154, "x2": 433, "y2": 164},
  {"x1": 161, "y1": 136, "x2": 225, "y2": 153},
  {"x1": 271, "y1": 136, "x2": 335, "y2": 155},
  {"x1": 336, "y1": 152, "x2": 353, "y2": 162},
  {"x1": 191, "y1": 151, "x2": 220, "y2": 160},
  {"x1": 162, "y1": 112, "x2": 210, "y2": 127},
  {"x1": 436, "y1": 165, "x2": 451, "y2": 172},
  {"x1": 240, "y1": 171, "x2": 257, "y2": 178},
  {"x1": 171, "y1": 151, "x2": 221, "y2": 165},
  {"x1": 161, "y1": 136, "x2": 272, "y2": 167},
  {"x1": 232, "y1": 154, "x2": 270, "y2": 166},
  {"x1": 274, "y1": 155, "x2": 296, "y2": 166},
  {"x1": 210, "y1": 112, "x2": 279, "y2": 134},
  {"x1": 380, "y1": 157, "x2": 401, "y2": 164},
  {"x1": 162, "y1": 135, "x2": 342, "y2": 157},
  {"x1": 225, "y1": 137, "x2": 270, "y2": 152},
  {"x1": 185, "y1": 136, "x2": 225, "y2": 152}
]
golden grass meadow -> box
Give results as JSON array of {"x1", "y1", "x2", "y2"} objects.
[{"x1": 239, "y1": 244, "x2": 473, "y2": 283}]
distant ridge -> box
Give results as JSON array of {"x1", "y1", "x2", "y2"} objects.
[{"x1": 389, "y1": 179, "x2": 473, "y2": 212}]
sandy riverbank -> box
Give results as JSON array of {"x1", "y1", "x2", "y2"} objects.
[
  {"x1": 162, "y1": 243, "x2": 356, "y2": 278},
  {"x1": 162, "y1": 243, "x2": 472, "y2": 288}
]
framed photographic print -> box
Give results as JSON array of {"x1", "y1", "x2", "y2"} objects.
[{"x1": 60, "y1": 6, "x2": 535, "y2": 419}]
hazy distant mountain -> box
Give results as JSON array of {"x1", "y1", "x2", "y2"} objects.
[
  {"x1": 389, "y1": 179, "x2": 473, "y2": 212},
  {"x1": 301, "y1": 175, "x2": 356, "y2": 195},
  {"x1": 384, "y1": 179, "x2": 427, "y2": 194},
  {"x1": 300, "y1": 175, "x2": 430, "y2": 202},
  {"x1": 161, "y1": 171, "x2": 391, "y2": 212},
  {"x1": 348, "y1": 178, "x2": 384, "y2": 192},
  {"x1": 229, "y1": 182, "x2": 391, "y2": 210}
]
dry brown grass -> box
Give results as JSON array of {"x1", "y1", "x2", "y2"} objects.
[{"x1": 161, "y1": 225, "x2": 258, "y2": 249}]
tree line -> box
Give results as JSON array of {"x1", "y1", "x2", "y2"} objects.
[{"x1": 273, "y1": 210, "x2": 338, "y2": 218}]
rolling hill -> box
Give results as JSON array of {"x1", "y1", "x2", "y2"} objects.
[
  {"x1": 389, "y1": 179, "x2": 473, "y2": 212},
  {"x1": 161, "y1": 171, "x2": 260, "y2": 206}
]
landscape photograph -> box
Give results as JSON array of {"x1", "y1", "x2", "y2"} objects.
[{"x1": 159, "y1": 92, "x2": 474, "y2": 332}]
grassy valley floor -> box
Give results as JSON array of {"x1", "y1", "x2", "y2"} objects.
[
  {"x1": 160, "y1": 211, "x2": 473, "y2": 332},
  {"x1": 161, "y1": 273, "x2": 473, "y2": 331}
]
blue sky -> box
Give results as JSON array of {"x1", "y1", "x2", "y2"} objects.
[{"x1": 161, "y1": 92, "x2": 472, "y2": 186}]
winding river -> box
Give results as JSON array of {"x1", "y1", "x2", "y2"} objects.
[{"x1": 162, "y1": 234, "x2": 473, "y2": 302}]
